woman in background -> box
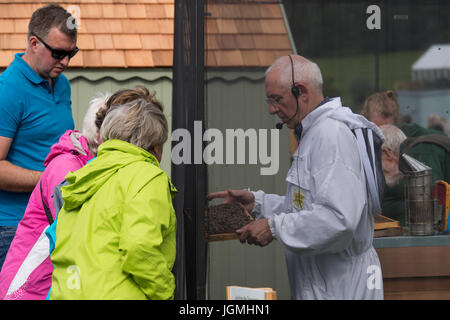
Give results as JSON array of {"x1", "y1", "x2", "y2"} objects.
[{"x1": 0, "y1": 94, "x2": 108, "y2": 300}]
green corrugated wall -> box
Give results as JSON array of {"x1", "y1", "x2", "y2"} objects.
[
  {"x1": 66, "y1": 68, "x2": 173, "y2": 175},
  {"x1": 205, "y1": 70, "x2": 291, "y2": 299}
]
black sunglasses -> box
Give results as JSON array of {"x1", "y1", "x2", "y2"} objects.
[{"x1": 31, "y1": 32, "x2": 79, "y2": 60}]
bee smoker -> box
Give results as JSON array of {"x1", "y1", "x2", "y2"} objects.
[{"x1": 401, "y1": 154, "x2": 442, "y2": 236}]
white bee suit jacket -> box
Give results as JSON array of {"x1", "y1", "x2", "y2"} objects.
[{"x1": 252, "y1": 97, "x2": 384, "y2": 300}]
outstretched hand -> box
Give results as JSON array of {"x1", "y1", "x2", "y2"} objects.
[{"x1": 206, "y1": 189, "x2": 255, "y2": 213}]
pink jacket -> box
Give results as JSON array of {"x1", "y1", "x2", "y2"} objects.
[{"x1": 0, "y1": 130, "x2": 93, "y2": 300}]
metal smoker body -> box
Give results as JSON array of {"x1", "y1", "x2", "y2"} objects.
[{"x1": 402, "y1": 154, "x2": 441, "y2": 236}]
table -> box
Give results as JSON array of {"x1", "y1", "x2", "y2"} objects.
[{"x1": 373, "y1": 235, "x2": 450, "y2": 299}]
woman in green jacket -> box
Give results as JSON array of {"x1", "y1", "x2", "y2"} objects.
[{"x1": 49, "y1": 92, "x2": 177, "y2": 300}]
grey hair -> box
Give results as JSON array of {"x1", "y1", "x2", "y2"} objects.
[
  {"x1": 427, "y1": 113, "x2": 445, "y2": 131},
  {"x1": 100, "y1": 97, "x2": 168, "y2": 155},
  {"x1": 380, "y1": 124, "x2": 407, "y2": 156},
  {"x1": 266, "y1": 55, "x2": 323, "y2": 93},
  {"x1": 82, "y1": 92, "x2": 110, "y2": 156}
]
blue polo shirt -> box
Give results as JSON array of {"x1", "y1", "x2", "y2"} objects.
[{"x1": 0, "y1": 53, "x2": 74, "y2": 226}]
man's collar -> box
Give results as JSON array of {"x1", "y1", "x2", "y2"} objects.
[
  {"x1": 14, "y1": 52, "x2": 57, "y2": 86},
  {"x1": 294, "y1": 97, "x2": 334, "y2": 141}
]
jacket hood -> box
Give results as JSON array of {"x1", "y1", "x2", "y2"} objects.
[
  {"x1": 62, "y1": 139, "x2": 163, "y2": 211},
  {"x1": 303, "y1": 98, "x2": 385, "y2": 216},
  {"x1": 302, "y1": 97, "x2": 385, "y2": 142},
  {"x1": 44, "y1": 130, "x2": 93, "y2": 167},
  {"x1": 328, "y1": 102, "x2": 385, "y2": 142}
]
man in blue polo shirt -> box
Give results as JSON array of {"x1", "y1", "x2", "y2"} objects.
[{"x1": 0, "y1": 4, "x2": 78, "y2": 269}]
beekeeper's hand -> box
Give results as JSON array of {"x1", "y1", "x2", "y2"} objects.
[
  {"x1": 206, "y1": 189, "x2": 255, "y2": 213},
  {"x1": 236, "y1": 219, "x2": 273, "y2": 247}
]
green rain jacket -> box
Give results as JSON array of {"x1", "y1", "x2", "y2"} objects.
[{"x1": 49, "y1": 139, "x2": 177, "y2": 300}]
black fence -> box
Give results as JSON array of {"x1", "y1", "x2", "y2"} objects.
[{"x1": 172, "y1": 0, "x2": 207, "y2": 300}]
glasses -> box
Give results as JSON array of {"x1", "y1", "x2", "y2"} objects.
[
  {"x1": 31, "y1": 33, "x2": 79, "y2": 60},
  {"x1": 265, "y1": 88, "x2": 289, "y2": 106},
  {"x1": 265, "y1": 96, "x2": 283, "y2": 106}
]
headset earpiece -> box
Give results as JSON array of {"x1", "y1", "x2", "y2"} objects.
[
  {"x1": 288, "y1": 55, "x2": 301, "y2": 99},
  {"x1": 276, "y1": 55, "x2": 301, "y2": 130},
  {"x1": 291, "y1": 86, "x2": 300, "y2": 99}
]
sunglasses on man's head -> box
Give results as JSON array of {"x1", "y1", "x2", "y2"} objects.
[{"x1": 31, "y1": 33, "x2": 79, "y2": 60}]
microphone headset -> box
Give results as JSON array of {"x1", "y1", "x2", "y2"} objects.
[{"x1": 276, "y1": 54, "x2": 301, "y2": 130}]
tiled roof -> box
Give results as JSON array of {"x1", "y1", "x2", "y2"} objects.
[{"x1": 0, "y1": 0, "x2": 293, "y2": 68}]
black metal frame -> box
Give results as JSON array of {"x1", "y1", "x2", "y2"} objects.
[{"x1": 172, "y1": 0, "x2": 207, "y2": 300}]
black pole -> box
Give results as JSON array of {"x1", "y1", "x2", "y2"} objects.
[
  {"x1": 172, "y1": 0, "x2": 207, "y2": 300},
  {"x1": 375, "y1": 29, "x2": 380, "y2": 92}
]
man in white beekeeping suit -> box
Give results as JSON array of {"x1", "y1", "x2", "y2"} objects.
[{"x1": 208, "y1": 54, "x2": 385, "y2": 300}]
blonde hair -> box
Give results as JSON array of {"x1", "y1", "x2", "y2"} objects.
[
  {"x1": 100, "y1": 97, "x2": 168, "y2": 155},
  {"x1": 95, "y1": 86, "x2": 163, "y2": 131},
  {"x1": 361, "y1": 90, "x2": 399, "y2": 124}
]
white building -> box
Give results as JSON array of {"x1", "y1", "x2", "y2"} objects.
[{"x1": 412, "y1": 44, "x2": 450, "y2": 81}]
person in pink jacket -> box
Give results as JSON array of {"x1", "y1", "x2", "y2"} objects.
[{"x1": 0, "y1": 94, "x2": 108, "y2": 300}]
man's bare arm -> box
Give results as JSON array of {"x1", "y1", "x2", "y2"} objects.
[{"x1": 0, "y1": 136, "x2": 42, "y2": 192}]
